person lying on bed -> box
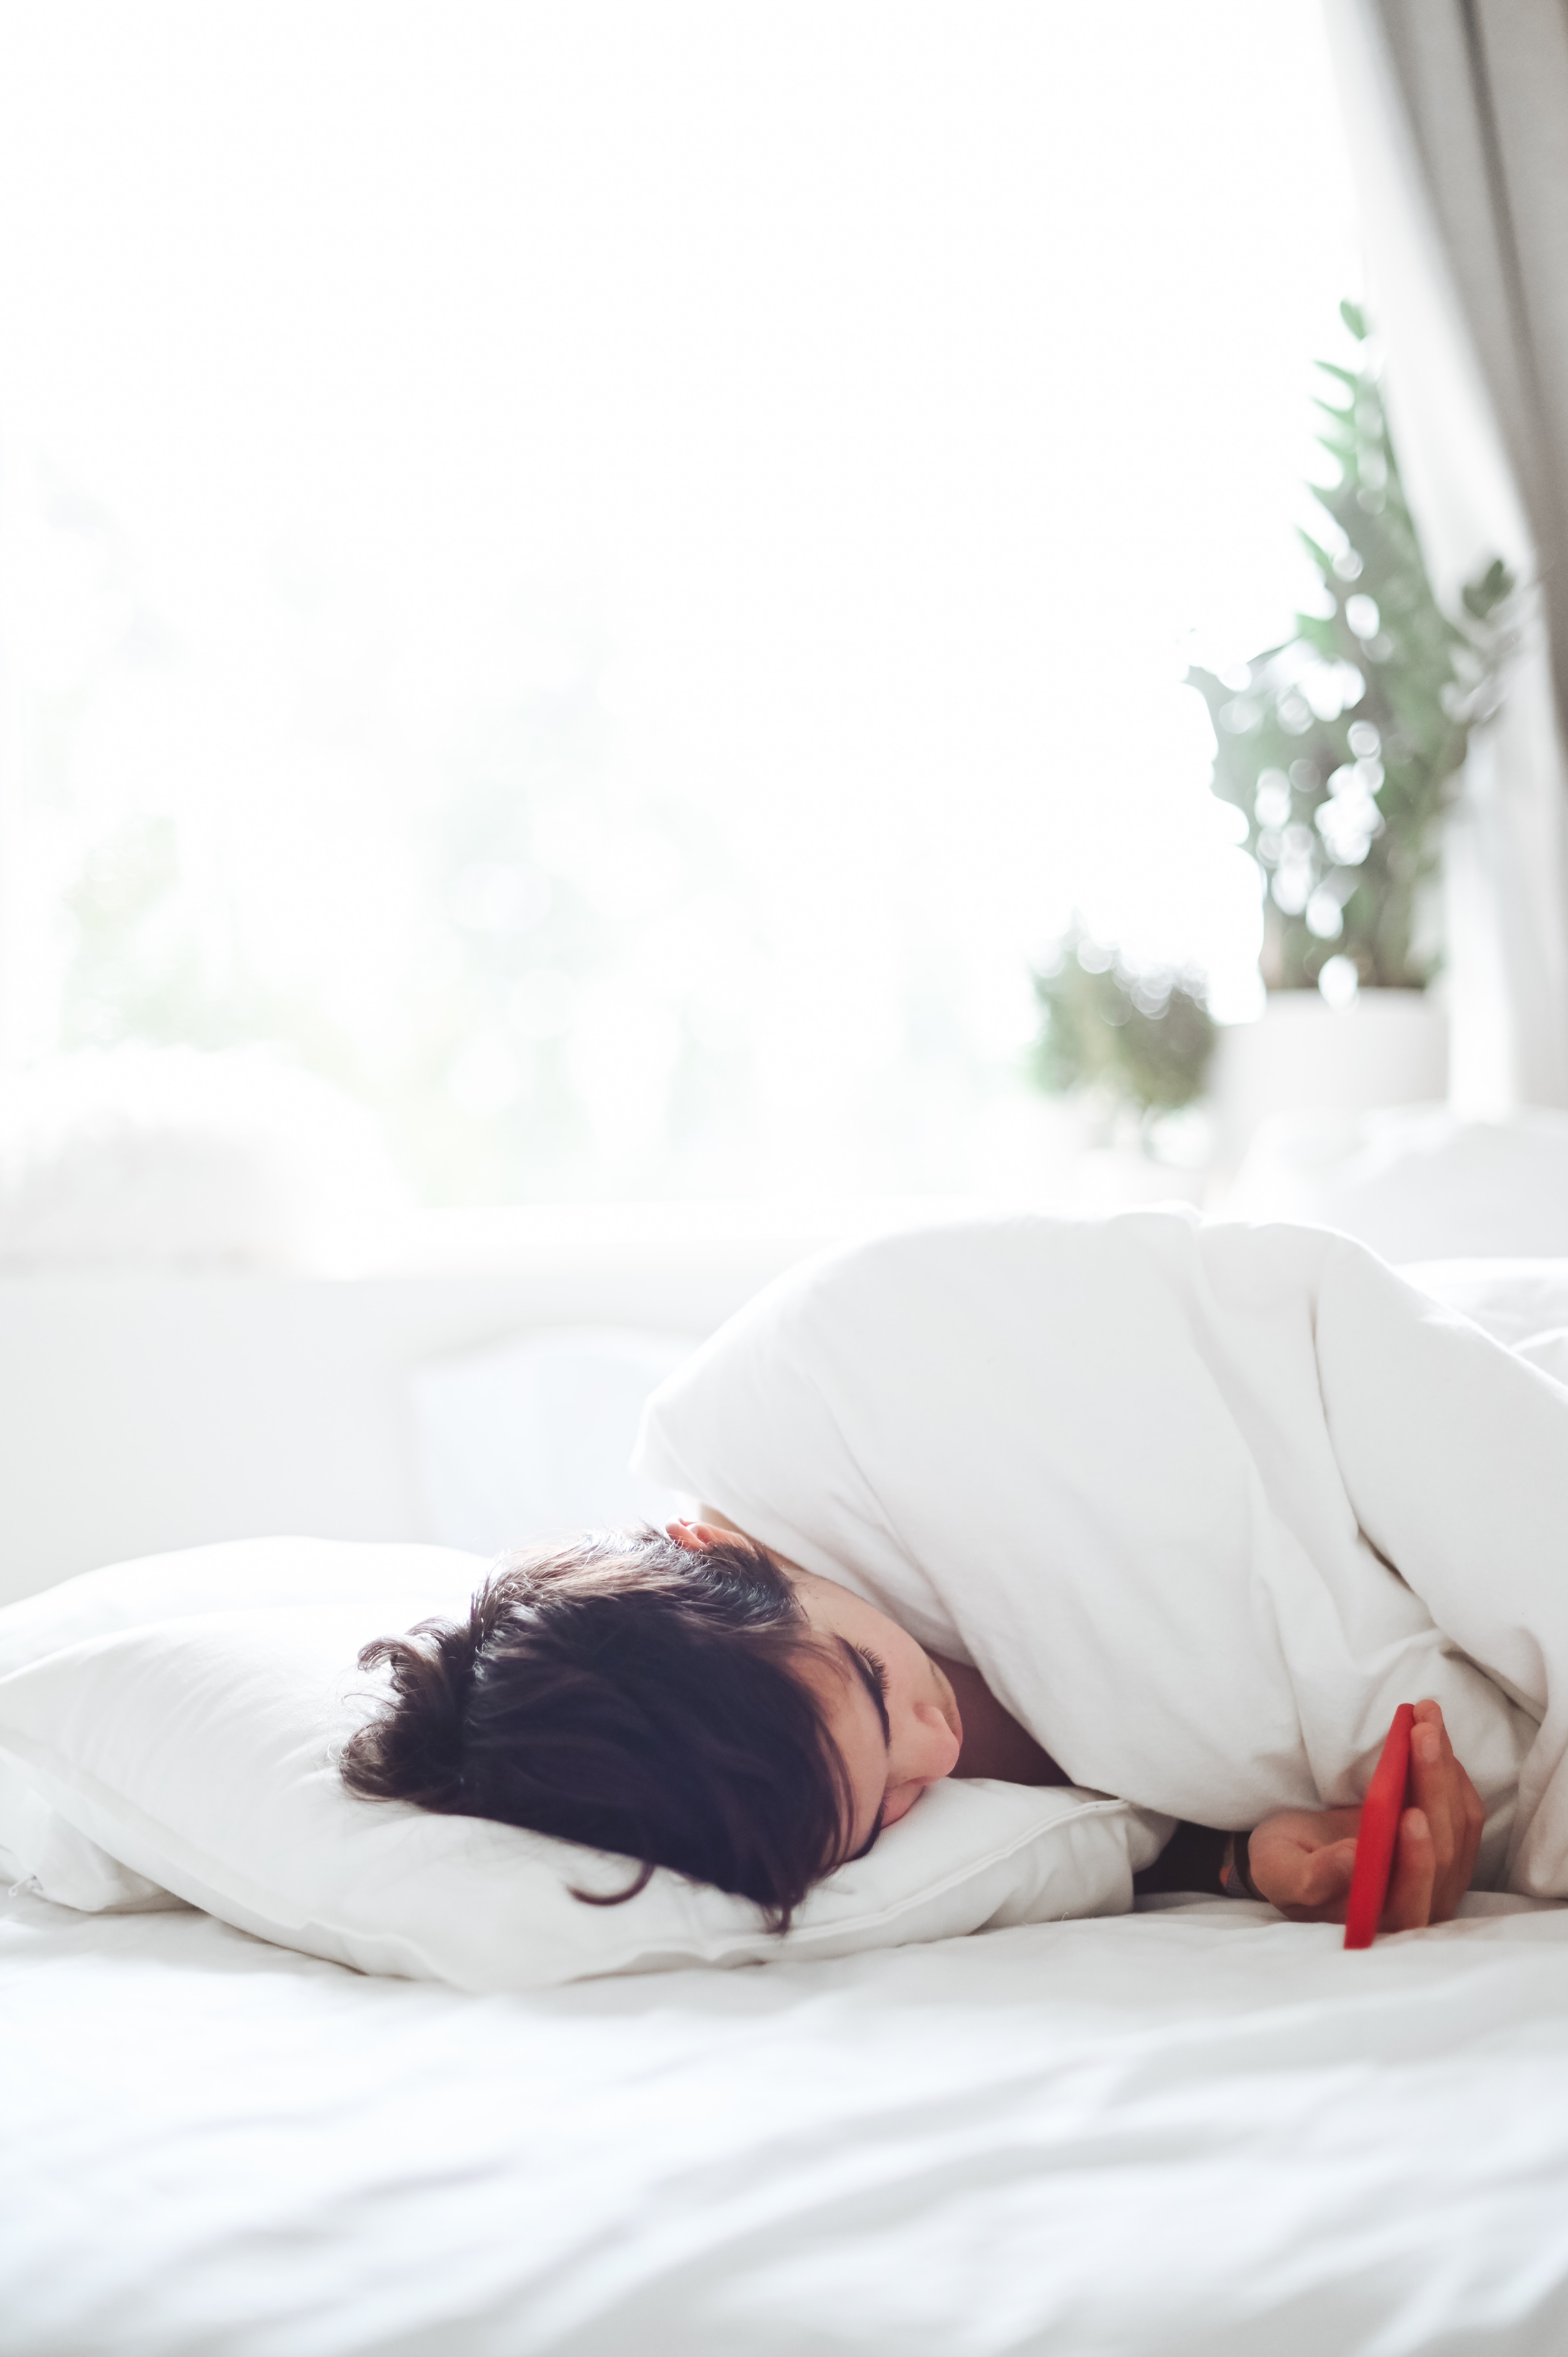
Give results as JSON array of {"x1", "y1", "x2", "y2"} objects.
[
  {"x1": 349, "y1": 1207, "x2": 1566, "y2": 1933},
  {"x1": 340, "y1": 1514, "x2": 1485, "y2": 1934}
]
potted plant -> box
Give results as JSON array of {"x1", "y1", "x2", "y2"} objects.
[
  {"x1": 1186, "y1": 301, "x2": 1516, "y2": 1157},
  {"x1": 1030, "y1": 925, "x2": 1215, "y2": 1144}
]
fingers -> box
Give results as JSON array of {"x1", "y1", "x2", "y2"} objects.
[
  {"x1": 1458, "y1": 1766, "x2": 1485, "y2": 1894},
  {"x1": 1246, "y1": 1815, "x2": 1357, "y2": 1919},
  {"x1": 1407, "y1": 1717, "x2": 1457, "y2": 1904},
  {"x1": 1446, "y1": 1753, "x2": 1486, "y2": 1921},
  {"x1": 1290, "y1": 1834, "x2": 1357, "y2": 1917},
  {"x1": 1382, "y1": 1806, "x2": 1437, "y2": 1932},
  {"x1": 1408, "y1": 1700, "x2": 1486, "y2": 1921}
]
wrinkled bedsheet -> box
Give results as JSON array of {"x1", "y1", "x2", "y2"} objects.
[
  {"x1": 638, "y1": 1212, "x2": 1568, "y2": 1891},
  {"x1": 4, "y1": 1881, "x2": 1568, "y2": 2356}
]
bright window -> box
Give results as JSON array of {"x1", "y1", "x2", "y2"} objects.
[{"x1": 0, "y1": 0, "x2": 1360, "y2": 1200}]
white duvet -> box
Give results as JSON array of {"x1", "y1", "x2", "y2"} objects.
[{"x1": 637, "y1": 1211, "x2": 1568, "y2": 1893}]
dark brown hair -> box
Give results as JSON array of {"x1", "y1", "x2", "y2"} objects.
[{"x1": 339, "y1": 1527, "x2": 851, "y2": 1929}]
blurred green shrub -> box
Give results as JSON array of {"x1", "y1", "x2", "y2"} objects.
[
  {"x1": 1030, "y1": 926, "x2": 1216, "y2": 1127},
  {"x1": 1186, "y1": 301, "x2": 1516, "y2": 991}
]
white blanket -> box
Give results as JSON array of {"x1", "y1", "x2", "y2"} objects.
[{"x1": 636, "y1": 1210, "x2": 1568, "y2": 1894}]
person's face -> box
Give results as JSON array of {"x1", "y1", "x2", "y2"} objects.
[{"x1": 666, "y1": 1520, "x2": 962, "y2": 1863}]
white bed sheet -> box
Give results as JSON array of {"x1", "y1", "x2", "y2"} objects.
[{"x1": 6, "y1": 1878, "x2": 1568, "y2": 2356}]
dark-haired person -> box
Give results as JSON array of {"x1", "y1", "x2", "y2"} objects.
[
  {"x1": 342, "y1": 1514, "x2": 1484, "y2": 1934},
  {"x1": 342, "y1": 1206, "x2": 1568, "y2": 1937}
]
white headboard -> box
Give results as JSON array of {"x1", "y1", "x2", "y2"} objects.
[{"x1": 0, "y1": 1202, "x2": 953, "y2": 1604}]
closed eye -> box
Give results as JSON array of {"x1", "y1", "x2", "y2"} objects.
[
  {"x1": 843, "y1": 1641, "x2": 891, "y2": 1747},
  {"x1": 836, "y1": 1640, "x2": 891, "y2": 1864}
]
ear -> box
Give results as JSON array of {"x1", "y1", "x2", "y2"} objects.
[{"x1": 665, "y1": 1519, "x2": 736, "y2": 1555}]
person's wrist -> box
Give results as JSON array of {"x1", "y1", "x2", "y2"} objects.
[{"x1": 1220, "y1": 1829, "x2": 1266, "y2": 1901}]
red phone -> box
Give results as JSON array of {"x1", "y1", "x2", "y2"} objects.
[{"x1": 1343, "y1": 1703, "x2": 1416, "y2": 1950}]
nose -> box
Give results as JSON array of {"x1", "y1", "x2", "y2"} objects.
[
  {"x1": 882, "y1": 1702, "x2": 962, "y2": 1826},
  {"x1": 914, "y1": 1698, "x2": 962, "y2": 1782}
]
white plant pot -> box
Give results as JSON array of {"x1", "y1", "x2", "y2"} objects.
[{"x1": 1211, "y1": 989, "x2": 1449, "y2": 1169}]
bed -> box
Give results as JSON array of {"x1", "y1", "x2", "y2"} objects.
[
  {"x1": 6, "y1": 1875, "x2": 1568, "y2": 2353},
  {"x1": 5, "y1": 1220, "x2": 1568, "y2": 2355}
]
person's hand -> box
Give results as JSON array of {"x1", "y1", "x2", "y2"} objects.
[{"x1": 1244, "y1": 1700, "x2": 1485, "y2": 1929}]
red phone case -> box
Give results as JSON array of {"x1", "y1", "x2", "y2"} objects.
[{"x1": 1343, "y1": 1703, "x2": 1416, "y2": 1950}]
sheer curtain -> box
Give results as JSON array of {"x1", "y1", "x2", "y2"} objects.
[{"x1": 1324, "y1": 0, "x2": 1568, "y2": 1113}]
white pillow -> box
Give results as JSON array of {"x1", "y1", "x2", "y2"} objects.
[
  {"x1": 1225, "y1": 1105, "x2": 1568, "y2": 1263},
  {"x1": 0, "y1": 1539, "x2": 1166, "y2": 1988},
  {"x1": 0, "y1": 1538, "x2": 488, "y2": 1908},
  {"x1": 0, "y1": 1537, "x2": 485, "y2": 1680}
]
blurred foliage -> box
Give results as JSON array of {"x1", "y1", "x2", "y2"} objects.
[
  {"x1": 48, "y1": 603, "x2": 748, "y2": 1200},
  {"x1": 63, "y1": 817, "x2": 207, "y2": 1047},
  {"x1": 1030, "y1": 925, "x2": 1215, "y2": 1126},
  {"x1": 56, "y1": 758, "x2": 733, "y2": 1205},
  {"x1": 62, "y1": 816, "x2": 298, "y2": 1056},
  {"x1": 61, "y1": 814, "x2": 383, "y2": 1122},
  {"x1": 1187, "y1": 301, "x2": 1516, "y2": 991}
]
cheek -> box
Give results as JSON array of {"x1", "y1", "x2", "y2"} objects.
[{"x1": 881, "y1": 1780, "x2": 929, "y2": 1829}]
